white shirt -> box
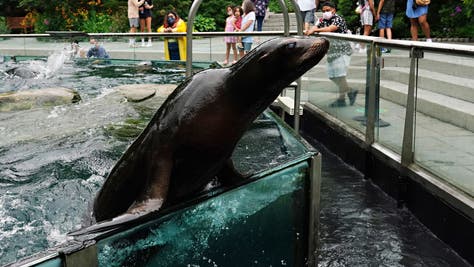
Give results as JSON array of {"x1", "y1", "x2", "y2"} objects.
[
  {"x1": 241, "y1": 11, "x2": 256, "y2": 43},
  {"x1": 297, "y1": 0, "x2": 316, "y2": 12}
]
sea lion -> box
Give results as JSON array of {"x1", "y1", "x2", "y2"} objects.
[
  {"x1": 6, "y1": 66, "x2": 40, "y2": 79},
  {"x1": 92, "y1": 36, "x2": 329, "y2": 222}
]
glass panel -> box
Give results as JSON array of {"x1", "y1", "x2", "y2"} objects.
[
  {"x1": 97, "y1": 161, "x2": 310, "y2": 266},
  {"x1": 375, "y1": 47, "x2": 412, "y2": 153},
  {"x1": 414, "y1": 52, "x2": 474, "y2": 197},
  {"x1": 304, "y1": 38, "x2": 369, "y2": 133}
]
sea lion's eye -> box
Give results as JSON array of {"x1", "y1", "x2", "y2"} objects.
[{"x1": 287, "y1": 42, "x2": 296, "y2": 49}]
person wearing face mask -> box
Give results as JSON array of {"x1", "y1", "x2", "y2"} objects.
[
  {"x1": 157, "y1": 11, "x2": 187, "y2": 60},
  {"x1": 304, "y1": 1, "x2": 357, "y2": 108}
]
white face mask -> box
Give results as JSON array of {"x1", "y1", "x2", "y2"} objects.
[{"x1": 323, "y1": 11, "x2": 334, "y2": 20}]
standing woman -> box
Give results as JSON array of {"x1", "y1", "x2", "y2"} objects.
[
  {"x1": 251, "y1": 0, "x2": 269, "y2": 31},
  {"x1": 406, "y1": 0, "x2": 431, "y2": 41},
  {"x1": 238, "y1": 0, "x2": 256, "y2": 59},
  {"x1": 157, "y1": 11, "x2": 187, "y2": 60},
  {"x1": 139, "y1": 0, "x2": 154, "y2": 47},
  {"x1": 360, "y1": 0, "x2": 375, "y2": 37}
]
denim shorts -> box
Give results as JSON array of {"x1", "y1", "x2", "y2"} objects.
[
  {"x1": 378, "y1": 13, "x2": 394, "y2": 29},
  {"x1": 239, "y1": 42, "x2": 253, "y2": 52},
  {"x1": 301, "y1": 9, "x2": 315, "y2": 24},
  {"x1": 129, "y1": 18, "x2": 140, "y2": 28}
]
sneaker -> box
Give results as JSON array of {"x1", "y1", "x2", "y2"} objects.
[
  {"x1": 223, "y1": 60, "x2": 229, "y2": 65},
  {"x1": 381, "y1": 48, "x2": 390, "y2": 53},
  {"x1": 146, "y1": 42, "x2": 152, "y2": 47},
  {"x1": 347, "y1": 89, "x2": 358, "y2": 105},
  {"x1": 329, "y1": 98, "x2": 347, "y2": 107}
]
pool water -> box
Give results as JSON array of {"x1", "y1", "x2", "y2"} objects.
[{"x1": 0, "y1": 56, "x2": 202, "y2": 265}]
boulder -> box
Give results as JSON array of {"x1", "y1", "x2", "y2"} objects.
[
  {"x1": 0, "y1": 87, "x2": 81, "y2": 112},
  {"x1": 115, "y1": 84, "x2": 176, "y2": 102}
]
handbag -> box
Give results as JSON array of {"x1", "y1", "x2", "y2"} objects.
[{"x1": 415, "y1": 0, "x2": 430, "y2": 6}]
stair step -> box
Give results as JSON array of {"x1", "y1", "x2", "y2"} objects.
[{"x1": 380, "y1": 80, "x2": 474, "y2": 131}]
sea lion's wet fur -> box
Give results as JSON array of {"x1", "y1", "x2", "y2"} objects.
[{"x1": 93, "y1": 36, "x2": 329, "y2": 222}]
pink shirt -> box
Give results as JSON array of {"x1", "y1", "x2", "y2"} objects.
[{"x1": 128, "y1": 0, "x2": 145, "y2": 18}]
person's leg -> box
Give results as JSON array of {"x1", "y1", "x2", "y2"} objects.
[
  {"x1": 410, "y1": 18, "x2": 419, "y2": 40},
  {"x1": 224, "y1": 43, "x2": 231, "y2": 64},
  {"x1": 243, "y1": 42, "x2": 252, "y2": 55},
  {"x1": 231, "y1": 43, "x2": 238, "y2": 62},
  {"x1": 418, "y1": 14, "x2": 431, "y2": 40},
  {"x1": 238, "y1": 44, "x2": 245, "y2": 59},
  {"x1": 129, "y1": 18, "x2": 139, "y2": 46},
  {"x1": 379, "y1": 28, "x2": 385, "y2": 38},
  {"x1": 139, "y1": 18, "x2": 146, "y2": 46},
  {"x1": 146, "y1": 17, "x2": 153, "y2": 45},
  {"x1": 331, "y1": 76, "x2": 351, "y2": 99},
  {"x1": 168, "y1": 42, "x2": 180, "y2": 60},
  {"x1": 256, "y1": 16, "x2": 264, "y2": 31}
]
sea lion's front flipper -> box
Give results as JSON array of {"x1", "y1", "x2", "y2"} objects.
[
  {"x1": 126, "y1": 151, "x2": 174, "y2": 215},
  {"x1": 217, "y1": 159, "x2": 247, "y2": 186}
]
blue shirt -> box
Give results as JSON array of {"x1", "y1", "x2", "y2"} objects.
[{"x1": 87, "y1": 46, "x2": 110, "y2": 59}]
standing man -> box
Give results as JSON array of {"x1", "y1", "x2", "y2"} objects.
[
  {"x1": 128, "y1": 0, "x2": 145, "y2": 47},
  {"x1": 376, "y1": 0, "x2": 395, "y2": 52},
  {"x1": 297, "y1": 0, "x2": 318, "y2": 32}
]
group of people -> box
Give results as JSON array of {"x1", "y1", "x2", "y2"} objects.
[
  {"x1": 299, "y1": 0, "x2": 431, "y2": 107},
  {"x1": 128, "y1": 0, "x2": 187, "y2": 60},
  {"x1": 222, "y1": 0, "x2": 269, "y2": 65},
  {"x1": 356, "y1": 0, "x2": 431, "y2": 48}
]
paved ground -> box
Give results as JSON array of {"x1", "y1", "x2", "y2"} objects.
[{"x1": 0, "y1": 35, "x2": 473, "y2": 199}]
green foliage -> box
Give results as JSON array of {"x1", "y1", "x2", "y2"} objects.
[
  {"x1": 194, "y1": 14, "x2": 217, "y2": 32},
  {"x1": 80, "y1": 10, "x2": 113, "y2": 33},
  {"x1": 0, "y1": 16, "x2": 10, "y2": 34}
]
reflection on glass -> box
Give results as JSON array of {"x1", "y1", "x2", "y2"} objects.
[
  {"x1": 304, "y1": 38, "x2": 369, "y2": 133},
  {"x1": 375, "y1": 48, "x2": 412, "y2": 153},
  {"x1": 414, "y1": 52, "x2": 474, "y2": 197}
]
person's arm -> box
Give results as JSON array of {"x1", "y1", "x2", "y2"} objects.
[
  {"x1": 87, "y1": 49, "x2": 93, "y2": 58},
  {"x1": 172, "y1": 19, "x2": 187, "y2": 33},
  {"x1": 231, "y1": 17, "x2": 238, "y2": 29},
  {"x1": 368, "y1": 0, "x2": 376, "y2": 18},
  {"x1": 304, "y1": 24, "x2": 338, "y2": 35},
  {"x1": 376, "y1": 0, "x2": 385, "y2": 21},
  {"x1": 240, "y1": 18, "x2": 254, "y2": 31},
  {"x1": 135, "y1": 0, "x2": 145, "y2": 7},
  {"x1": 145, "y1": 0, "x2": 153, "y2": 9}
]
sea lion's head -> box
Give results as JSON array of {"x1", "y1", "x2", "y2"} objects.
[{"x1": 230, "y1": 36, "x2": 329, "y2": 96}]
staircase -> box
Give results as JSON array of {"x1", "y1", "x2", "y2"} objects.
[
  {"x1": 300, "y1": 50, "x2": 474, "y2": 132},
  {"x1": 262, "y1": 12, "x2": 323, "y2": 32}
]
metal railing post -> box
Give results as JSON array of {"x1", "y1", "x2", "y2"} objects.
[
  {"x1": 307, "y1": 153, "x2": 322, "y2": 265},
  {"x1": 185, "y1": 0, "x2": 203, "y2": 78},
  {"x1": 401, "y1": 47, "x2": 423, "y2": 166},
  {"x1": 365, "y1": 42, "x2": 378, "y2": 144}
]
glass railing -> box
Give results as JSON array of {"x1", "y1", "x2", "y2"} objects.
[{"x1": 303, "y1": 33, "x2": 474, "y2": 206}]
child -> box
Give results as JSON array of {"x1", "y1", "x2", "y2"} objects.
[
  {"x1": 223, "y1": 5, "x2": 238, "y2": 65},
  {"x1": 233, "y1": 6, "x2": 243, "y2": 51}
]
